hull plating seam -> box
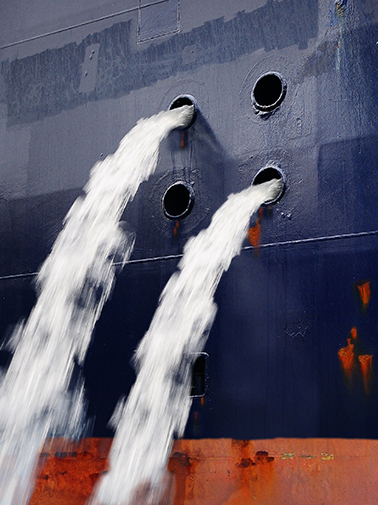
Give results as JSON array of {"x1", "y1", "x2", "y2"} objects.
[
  {"x1": 0, "y1": 0, "x2": 170, "y2": 50},
  {"x1": 1, "y1": 229, "x2": 378, "y2": 282}
]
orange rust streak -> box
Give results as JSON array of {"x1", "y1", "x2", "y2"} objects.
[
  {"x1": 248, "y1": 218, "x2": 261, "y2": 248},
  {"x1": 173, "y1": 220, "x2": 180, "y2": 239},
  {"x1": 357, "y1": 281, "x2": 371, "y2": 309},
  {"x1": 359, "y1": 354, "x2": 373, "y2": 394},
  {"x1": 338, "y1": 338, "x2": 355, "y2": 378},
  {"x1": 181, "y1": 131, "x2": 185, "y2": 149},
  {"x1": 350, "y1": 326, "x2": 358, "y2": 340}
]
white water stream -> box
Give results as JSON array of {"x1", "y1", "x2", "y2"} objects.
[
  {"x1": 0, "y1": 105, "x2": 193, "y2": 505},
  {"x1": 90, "y1": 178, "x2": 281, "y2": 505}
]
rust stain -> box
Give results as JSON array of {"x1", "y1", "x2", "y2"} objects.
[
  {"x1": 180, "y1": 131, "x2": 185, "y2": 149},
  {"x1": 169, "y1": 444, "x2": 201, "y2": 503},
  {"x1": 255, "y1": 450, "x2": 274, "y2": 464},
  {"x1": 168, "y1": 450, "x2": 193, "y2": 503},
  {"x1": 173, "y1": 220, "x2": 180, "y2": 239},
  {"x1": 338, "y1": 337, "x2": 355, "y2": 379},
  {"x1": 350, "y1": 326, "x2": 358, "y2": 340},
  {"x1": 248, "y1": 218, "x2": 261, "y2": 249},
  {"x1": 229, "y1": 440, "x2": 276, "y2": 504},
  {"x1": 248, "y1": 208, "x2": 266, "y2": 251},
  {"x1": 29, "y1": 438, "x2": 110, "y2": 505},
  {"x1": 359, "y1": 354, "x2": 373, "y2": 394},
  {"x1": 356, "y1": 281, "x2": 371, "y2": 310},
  {"x1": 235, "y1": 450, "x2": 274, "y2": 468},
  {"x1": 338, "y1": 327, "x2": 374, "y2": 394},
  {"x1": 237, "y1": 457, "x2": 255, "y2": 468}
]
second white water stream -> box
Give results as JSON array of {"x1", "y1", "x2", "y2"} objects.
[{"x1": 91, "y1": 178, "x2": 281, "y2": 505}]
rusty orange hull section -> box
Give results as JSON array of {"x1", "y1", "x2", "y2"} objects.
[{"x1": 30, "y1": 438, "x2": 378, "y2": 505}]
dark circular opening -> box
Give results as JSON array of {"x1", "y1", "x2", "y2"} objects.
[
  {"x1": 163, "y1": 182, "x2": 194, "y2": 219},
  {"x1": 169, "y1": 96, "x2": 194, "y2": 109},
  {"x1": 168, "y1": 94, "x2": 197, "y2": 128},
  {"x1": 252, "y1": 73, "x2": 286, "y2": 111},
  {"x1": 252, "y1": 167, "x2": 285, "y2": 204}
]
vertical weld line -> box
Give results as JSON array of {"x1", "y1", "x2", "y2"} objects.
[
  {"x1": 137, "y1": 0, "x2": 142, "y2": 43},
  {"x1": 177, "y1": 0, "x2": 181, "y2": 32}
]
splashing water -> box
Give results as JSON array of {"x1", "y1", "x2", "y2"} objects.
[
  {"x1": 0, "y1": 105, "x2": 193, "y2": 505},
  {"x1": 90, "y1": 178, "x2": 281, "y2": 505}
]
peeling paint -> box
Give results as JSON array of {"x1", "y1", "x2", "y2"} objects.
[
  {"x1": 281, "y1": 452, "x2": 295, "y2": 460},
  {"x1": 321, "y1": 452, "x2": 334, "y2": 461},
  {"x1": 1, "y1": 0, "x2": 318, "y2": 125}
]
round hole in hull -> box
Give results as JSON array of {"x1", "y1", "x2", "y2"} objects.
[
  {"x1": 168, "y1": 94, "x2": 197, "y2": 128},
  {"x1": 252, "y1": 166, "x2": 285, "y2": 204},
  {"x1": 162, "y1": 182, "x2": 194, "y2": 219},
  {"x1": 252, "y1": 72, "x2": 286, "y2": 112}
]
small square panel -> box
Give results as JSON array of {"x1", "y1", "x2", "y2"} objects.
[{"x1": 138, "y1": 0, "x2": 179, "y2": 42}]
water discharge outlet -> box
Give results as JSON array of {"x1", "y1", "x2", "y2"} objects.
[
  {"x1": 252, "y1": 166, "x2": 285, "y2": 204},
  {"x1": 162, "y1": 182, "x2": 194, "y2": 219},
  {"x1": 252, "y1": 72, "x2": 286, "y2": 112},
  {"x1": 169, "y1": 94, "x2": 197, "y2": 128}
]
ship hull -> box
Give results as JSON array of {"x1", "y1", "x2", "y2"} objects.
[{"x1": 1, "y1": 0, "x2": 378, "y2": 501}]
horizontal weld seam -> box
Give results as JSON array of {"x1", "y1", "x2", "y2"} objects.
[
  {"x1": 0, "y1": 0, "x2": 169, "y2": 50},
  {"x1": 2, "y1": 229, "x2": 378, "y2": 280}
]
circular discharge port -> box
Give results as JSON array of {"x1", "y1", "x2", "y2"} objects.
[
  {"x1": 252, "y1": 72, "x2": 286, "y2": 112},
  {"x1": 252, "y1": 166, "x2": 285, "y2": 204},
  {"x1": 162, "y1": 182, "x2": 194, "y2": 219},
  {"x1": 168, "y1": 94, "x2": 197, "y2": 128}
]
